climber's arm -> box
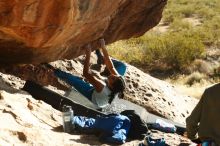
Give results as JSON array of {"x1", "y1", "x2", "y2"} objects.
[
  {"x1": 83, "y1": 45, "x2": 104, "y2": 92},
  {"x1": 99, "y1": 39, "x2": 118, "y2": 76}
]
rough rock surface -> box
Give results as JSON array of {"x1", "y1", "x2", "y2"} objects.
[
  {"x1": 0, "y1": 0, "x2": 167, "y2": 64},
  {"x1": 1, "y1": 56, "x2": 198, "y2": 123},
  {"x1": 0, "y1": 57, "x2": 198, "y2": 145}
]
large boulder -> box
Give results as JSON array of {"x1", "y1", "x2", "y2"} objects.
[
  {"x1": 0, "y1": 57, "x2": 198, "y2": 124},
  {"x1": 0, "y1": 0, "x2": 167, "y2": 64},
  {"x1": 0, "y1": 59, "x2": 196, "y2": 145}
]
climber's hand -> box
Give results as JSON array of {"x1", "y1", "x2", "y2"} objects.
[
  {"x1": 85, "y1": 44, "x2": 91, "y2": 54},
  {"x1": 100, "y1": 38, "x2": 106, "y2": 48}
]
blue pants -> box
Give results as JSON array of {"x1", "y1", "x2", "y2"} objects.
[
  {"x1": 111, "y1": 59, "x2": 127, "y2": 76},
  {"x1": 54, "y1": 59, "x2": 126, "y2": 100},
  {"x1": 72, "y1": 114, "x2": 131, "y2": 144}
]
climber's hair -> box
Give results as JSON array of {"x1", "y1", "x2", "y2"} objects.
[
  {"x1": 108, "y1": 76, "x2": 126, "y2": 104},
  {"x1": 111, "y1": 76, "x2": 126, "y2": 94}
]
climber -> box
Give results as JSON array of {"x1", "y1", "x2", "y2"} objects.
[
  {"x1": 53, "y1": 39, "x2": 127, "y2": 108},
  {"x1": 93, "y1": 47, "x2": 126, "y2": 76},
  {"x1": 186, "y1": 83, "x2": 220, "y2": 145}
]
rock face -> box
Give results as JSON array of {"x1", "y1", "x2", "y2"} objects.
[
  {"x1": 0, "y1": 0, "x2": 167, "y2": 64},
  {"x1": 0, "y1": 58, "x2": 197, "y2": 145},
  {"x1": 0, "y1": 56, "x2": 198, "y2": 124}
]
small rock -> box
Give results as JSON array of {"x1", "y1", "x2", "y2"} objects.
[
  {"x1": 145, "y1": 93, "x2": 152, "y2": 97},
  {"x1": 17, "y1": 131, "x2": 27, "y2": 142},
  {"x1": 162, "y1": 98, "x2": 166, "y2": 102},
  {"x1": 27, "y1": 102, "x2": 33, "y2": 110},
  {"x1": 133, "y1": 82, "x2": 139, "y2": 88},
  {"x1": 130, "y1": 90, "x2": 135, "y2": 94},
  {"x1": 143, "y1": 97, "x2": 149, "y2": 101},
  {"x1": 151, "y1": 88, "x2": 156, "y2": 92},
  {"x1": 181, "y1": 113, "x2": 185, "y2": 117},
  {"x1": 0, "y1": 92, "x2": 4, "y2": 100},
  {"x1": 26, "y1": 98, "x2": 31, "y2": 102},
  {"x1": 38, "y1": 100, "x2": 43, "y2": 104}
]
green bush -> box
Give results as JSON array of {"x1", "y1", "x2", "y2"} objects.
[
  {"x1": 108, "y1": 40, "x2": 144, "y2": 64},
  {"x1": 169, "y1": 18, "x2": 193, "y2": 31},
  {"x1": 108, "y1": 30, "x2": 205, "y2": 70},
  {"x1": 163, "y1": 0, "x2": 220, "y2": 24},
  {"x1": 108, "y1": 0, "x2": 219, "y2": 72},
  {"x1": 141, "y1": 31, "x2": 205, "y2": 69}
]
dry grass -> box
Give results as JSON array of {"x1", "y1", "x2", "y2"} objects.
[
  {"x1": 166, "y1": 73, "x2": 213, "y2": 98},
  {"x1": 174, "y1": 84, "x2": 207, "y2": 99}
]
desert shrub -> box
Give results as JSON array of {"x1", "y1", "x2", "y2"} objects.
[
  {"x1": 168, "y1": 18, "x2": 219, "y2": 46},
  {"x1": 142, "y1": 31, "x2": 205, "y2": 69},
  {"x1": 163, "y1": 9, "x2": 183, "y2": 24},
  {"x1": 194, "y1": 27, "x2": 215, "y2": 46},
  {"x1": 108, "y1": 30, "x2": 205, "y2": 70},
  {"x1": 163, "y1": 0, "x2": 220, "y2": 24},
  {"x1": 186, "y1": 17, "x2": 220, "y2": 47},
  {"x1": 163, "y1": 0, "x2": 196, "y2": 24},
  {"x1": 169, "y1": 18, "x2": 193, "y2": 31},
  {"x1": 202, "y1": 17, "x2": 220, "y2": 47},
  {"x1": 178, "y1": 5, "x2": 195, "y2": 18},
  {"x1": 108, "y1": 0, "x2": 219, "y2": 72},
  {"x1": 209, "y1": 66, "x2": 220, "y2": 82},
  {"x1": 108, "y1": 40, "x2": 144, "y2": 64},
  {"x1": 195, "y1": 0, "x2": 219, "y2": 20},
  {"x1": 185, "y1": 59, "x2": 213, "y2": 74},
  {"x1": 197, "y1": 7, "x2": 216, "y2": 20},
  {"x1": 185, "y1": 72, "x2": 205, "y2": 86}
]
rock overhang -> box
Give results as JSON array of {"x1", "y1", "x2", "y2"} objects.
[{"x1": 0, "y1": 0, "x2": 167, "y2": 65}]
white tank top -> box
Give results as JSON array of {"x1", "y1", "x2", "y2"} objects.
[{"x1": 91, "y1": 85, "x2": 112, "y2": 108}]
